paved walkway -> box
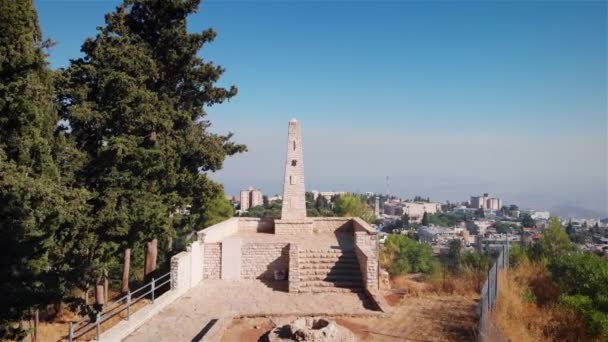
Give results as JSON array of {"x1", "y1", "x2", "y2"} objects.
[{"x1": 124, "y1": 280, "x2": 379, "y2": 341}]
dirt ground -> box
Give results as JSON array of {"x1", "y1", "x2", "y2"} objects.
[
  {"x1": 220, "y1": 317, "x2": 275, "y2": 342},
  {"x1": 35, "y1": 299, "x2": 150, "y2": 342},
  {"x1": 338, "y1": 294, "x2": 478, "y2": 341},
  {"x1": 221, "y1": 291, "x2": 478, "y2": 342}
]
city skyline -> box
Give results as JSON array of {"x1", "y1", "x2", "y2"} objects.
[{"x1": 37, "y1": 0, "x2": 607, "y2": 218}]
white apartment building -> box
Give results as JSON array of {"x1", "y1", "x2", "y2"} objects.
[
  {"x1": 240, "y1": 187, "x2": 263, "y2": 211},
  {"x1": 384, "y1": 201, "x2": 441, "y2": 223},
  {"x1": 470, "y1": 193, "x2": 502, "y2": 210}
]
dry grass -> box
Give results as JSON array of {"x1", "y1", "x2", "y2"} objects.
[
  {"x1": 31, "y1": 298, "x2": 150, "y2": 342},
  {"x1": 425, "y1": 267, "x2": 484, "y2": 296},
  {"x1": 491, "y1": 261, "x2": 588, "y2": 342}
]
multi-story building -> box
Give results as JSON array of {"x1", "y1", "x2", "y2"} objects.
[
  {"x1": 383, "y1": 201, "x2": 441, "y2": 223},
  {"x1": 240, "y1": 187, "x2": 263, "y2": 211},
  {"x1": 470, "y1": 193, "x2": 502, "y2": 210},
  {"x1": 310, "y1": 190, "x2": 347, "y2": 201}
]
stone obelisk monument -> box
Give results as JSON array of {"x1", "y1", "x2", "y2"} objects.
[
  {"x1": 276, "y1": 119, "x2": 312, "y2": 234},
  {"x1": 281, "y1": 119, "x2": 307, "y2": 220}
]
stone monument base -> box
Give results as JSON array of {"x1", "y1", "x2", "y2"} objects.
[{"x1": 274, "y1": 219, "x2": 314, "y2": 235}]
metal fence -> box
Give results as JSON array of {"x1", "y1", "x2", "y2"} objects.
[
  {"x1": 67, "y1": 272, "x2": 171, "y2": 341},
  {"x1": 478, "y1": 244, "x2": 509, "y2": 342}
]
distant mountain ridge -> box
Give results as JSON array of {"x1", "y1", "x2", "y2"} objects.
[{"x1": 549, "y1": 205, "x2": 607, "y2": 219}]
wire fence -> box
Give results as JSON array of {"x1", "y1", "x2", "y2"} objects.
[
  {"x1": 478, "y1": 244, "x2": 509, "y2": 342},
  {"x1": 67, "y1": 271, "x2": 171, "y2": 341}
]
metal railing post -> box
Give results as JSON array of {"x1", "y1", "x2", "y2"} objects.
[
  {"x1": 487, "y1": 268, "x2": 491, "y2": 312},
  {"x1": 494, "y1": 259, "x2": 499, "y2": 309},
  {"x1": 127, "y1": 290, "x2": 131, "y2": 320},
  {"x1": 151, "y1": 277, "x2": 155, "y2": 304},
  {"x1": 96, "y1": 312, "x2": 101, "y2": 340},
  {"x1": 68, "y1": 321, "x2": 73, "y2": 342}
]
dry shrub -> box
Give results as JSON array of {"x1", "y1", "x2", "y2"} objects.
[
  {"x1": 492, "y1": 262, "x2": 588, "y2": 341},
  {"x1": 390, "y1": 275, "x2": 423, "y2": 297},
  {"x1": 425, "y1": 267, "x2": 482, "y2": 296}
]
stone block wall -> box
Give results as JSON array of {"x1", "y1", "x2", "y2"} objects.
[
  {"x1": 354, "y1": 245, "x2": 378, "y2": 290},
  {"x1": 312, "y1": 218, "x2": 353, "y2": 234},
  {"x1": 238, "y1": 217, "x2": 275, "y2": 233},
  {"x1": 203, "y1": 243, "x2": 221, "y2": 279},
  {"x1": 274, "y1": 220, "x2": 313, "y2": 235},
  {"x1": 170, "y1": 251, "x2": 191, "y2": 294},
  {"x1": 353, "y1": 217, "x2": 377, "y2": 251},
  {"x1": 170, "y1": 241, "x2": 204, "y2": 294},
  {"x1": 353, "y1": 217, "x2": 379, "y2": 291},
  {"x1": 288, "y1": 243, "x2": 299, "y2": 292},
  {"x1": 241, "y1": 242, "x2": 289, "y2": 280}
]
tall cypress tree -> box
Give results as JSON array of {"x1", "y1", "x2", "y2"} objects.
[
  {"x1": 57, "y1": 0, "x2": 245, "y2": 280},
  {"x1": 0, "y1": 0, "x2": 91, "y2": 338}
]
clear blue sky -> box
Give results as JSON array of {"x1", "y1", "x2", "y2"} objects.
[{"x1": 37, "y1": 0, "x2": 607, "y2": 217}]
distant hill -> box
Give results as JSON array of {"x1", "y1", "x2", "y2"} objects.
[{"x1": 549, "y1": 205, "x2": 607, "y2": 219}]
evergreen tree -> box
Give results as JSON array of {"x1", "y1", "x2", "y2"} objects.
[
  {"x1": 421, "y1": 212, "x2": 429, "y2": 226},
  {"x1": 56, "y1": 0, "x2": 245, "y2": 281},
  {"x1": 0, "y1": 0, "x2": 90, "y2": 338}
]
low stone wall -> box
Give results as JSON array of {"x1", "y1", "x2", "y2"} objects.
[
  {"x1": 203, "y1": 243, "x2": 221, "y2": 279},
  {"x1": 353, "y1": 217, "x2": 378, "y2": 291},
  {"x1": 238, "y1": 217, "x2": 275, "y2": 233},
  {"x1": 275, "y1": 219, "x2": 313, "y2": 235},
  {"x1": 241, "y1": 242, "x2": 289, "y2": 280},
  {"x1": 171, "y1": 241, "x2": 204, "y2": 295},
  {"x1": 354, "y1": 245, "x2": 378, "y2": 290},
  {"x1": 353, "y1": 217, "x2": 377, "y2": 249},
  {"x1": 312, "y1": 217, "x2": 353, "y2": 233},
  {"x1": 197, "y1": 217, "x2": 239, "y2": 243},
  {"x1": 288, "y1": 243, "x2": 299, "y2": 292}
]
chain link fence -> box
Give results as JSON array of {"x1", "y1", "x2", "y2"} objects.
[{"x1": 478, "y1": 244, "x2": 509, "y2": 342}]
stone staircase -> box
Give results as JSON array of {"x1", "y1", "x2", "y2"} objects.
[{"x1": 298, "y1": 249, "x2": 364, "y2": 293}]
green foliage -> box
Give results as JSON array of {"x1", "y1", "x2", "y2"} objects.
[
  {"x1": 0, "y1": 0, "x2": 95, "y2": 336},
  {"x1": 508, "y1": 244, "x2": 530, "y2": 268},
  {"x1": 460, "y1": 251, "x2": 493, "y2": 271},
  {"x1": 522, "y1": 287, "x2": 537, "y2": 304},
  {"x1": 201, "y1": 190, "x2": 234, "y2": 227},
  {"x1": 535, "y1": 217, "x2": 572, "y2": 261},
  {"x1": 2, "y1": 1, "x2": 244, "y2": 336},
  {"x1": 520, "y1": 213, "x2": 536, "y2": 228},
  {"x1": 495, "y1": 221, "x2": 519, "y2": 234},
  {"x1": 444, "y1": 239, "x2": 462, "y2": 273},
  {"x1": 381, "y1": 235, "x2": 438, "y2": 276},
  {"x1": 426, "y1": 212, "x2": 462, "y2": 227},
  {"x1": 334, "y1": 194, "x2": 375, "y2": 223},
  {"x1": 421, "y1": 212, "x2": 429, "y2": 226},
  {"x1": 243, "y1": 202, "x2": 281, "y2": 219},
  {"x1": 56, "y1": 0, "x2": 245, "y2": 285},
  {"x1": 550, "y1": 253, "x2": 608, "y2": 338}
]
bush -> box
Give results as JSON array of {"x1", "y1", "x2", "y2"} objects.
[
  {"x1": 508, "y1": 244, "x2": 530, "y2": 268},
  {"x1": 381, "y1": 235, "x2": 438, "y2": 276},
  {"x1": 559, "y1": 294, "x2": 594, "y2": 312},
  {"x1": 550, "y1": 253, "x2": 608, "y2": 338},
  {"x1": 548, "y1": 253, "x2": 608, "y2": 299}
]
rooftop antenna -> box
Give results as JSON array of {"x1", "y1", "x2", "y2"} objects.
[{"x1": 386, "y1": 176, "x2": 390, "y2": 198}]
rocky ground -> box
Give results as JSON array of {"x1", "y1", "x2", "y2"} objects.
[{"x1": 221, "y1": 289, "x2": 478, "y2": 341}]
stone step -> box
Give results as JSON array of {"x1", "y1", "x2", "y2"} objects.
[
  {"x1": 298, "y1": 255, "x2": 358, "y2": 261},
  {"x1": 298, "y1": 257, "x2": 358, "y2": 263},
  {"x1": 298, "y1": 263, "x2": 361, "y2": 270},
  {"x1": 300, "y1": 273, "x2": 363, "y2": 282},
  {"x1": 298, "y1": 249, "x2": 354, "y2": 254},
  {"x1": 299, "y1": 268, "x2": 361, "y2": 276},
  {"x1": 298, "y1": 287, "x2": 365, "y2": 294},
  {"x1": 299, "y1": 280, "x2": 364, "y2": 289}
]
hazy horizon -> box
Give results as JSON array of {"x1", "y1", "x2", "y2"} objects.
[{"x1": 38, "y1": 0, "x2": 607, "y2": 218}]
